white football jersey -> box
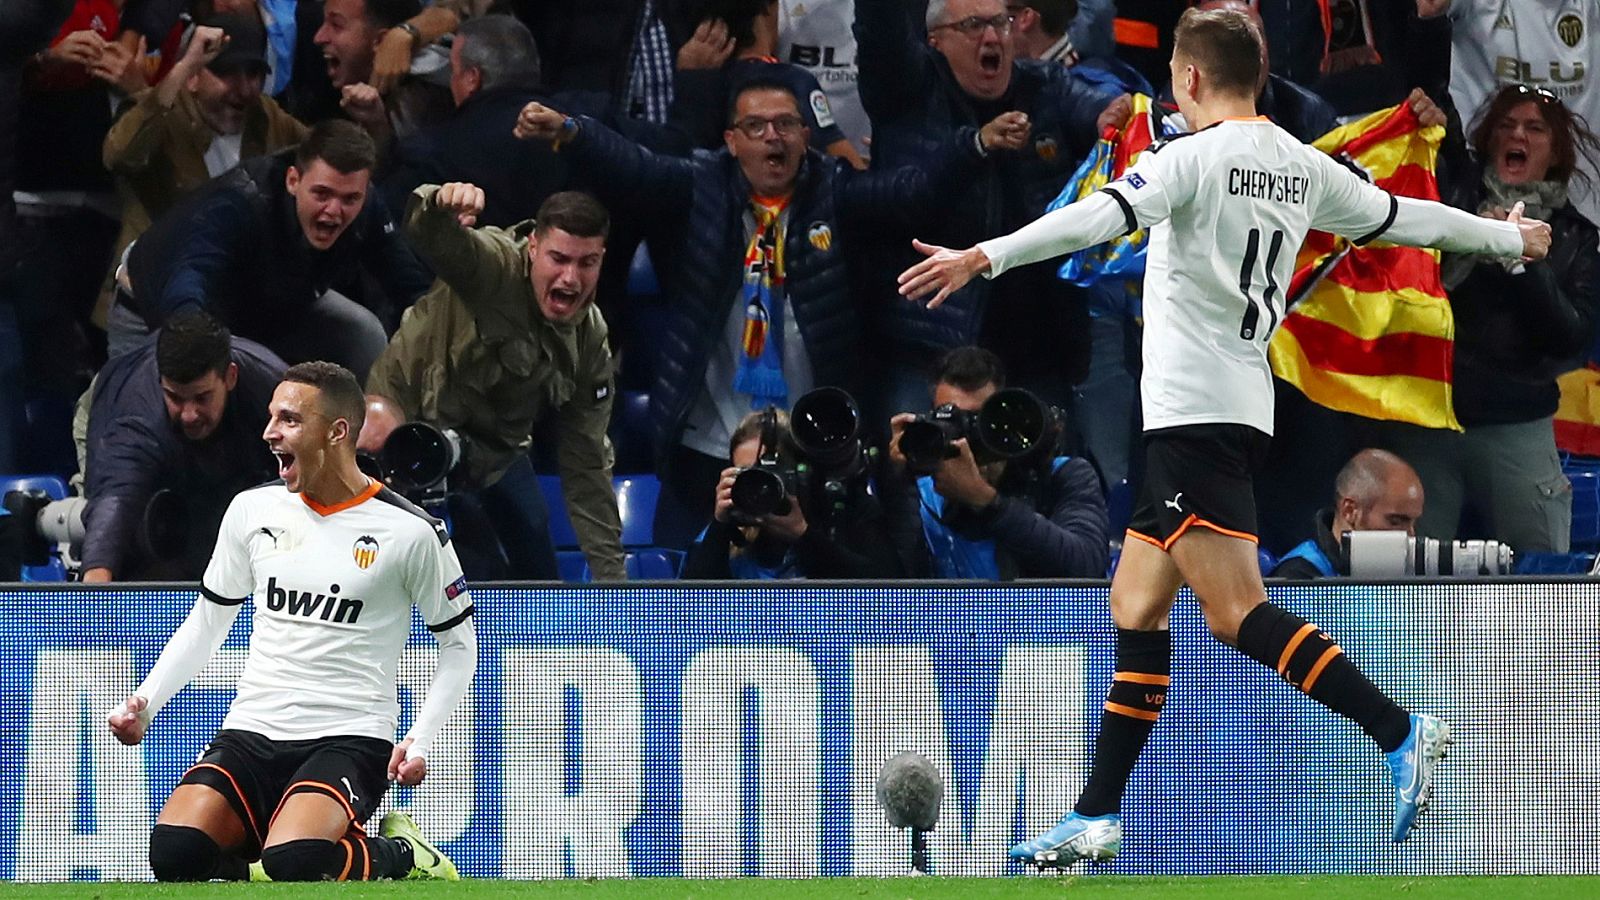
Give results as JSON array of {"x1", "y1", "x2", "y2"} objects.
[
  {"x1": 1101, "y1": 118, "x2": 1407, "y2": 434},
  {"x1": 201, "y1": 480, "x2": 472, "y2": 742}
]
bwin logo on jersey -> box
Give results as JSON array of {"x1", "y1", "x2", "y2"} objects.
[
  {"x1": 353, "y1": 535, "x2": 379, "y2": 570},
  {"x1": 264, "y1": 577, "x2": 365, "y2": 623}
]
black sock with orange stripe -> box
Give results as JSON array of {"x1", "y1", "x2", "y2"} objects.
[
  {"x1": 1235, "y1": 601, "x2": 1411, "y2": 752},
  {"x1": 1074, "y1": 628, "x2": 1171, "y2": 817},
  {"x1": 343, "y1": 832, "x2": 413, "y2": 880}
]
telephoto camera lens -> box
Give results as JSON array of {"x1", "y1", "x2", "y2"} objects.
[
  {"x1": 791, "y1": 387, "x2": 863, "y2": 469},
  {"x1": 730, "y1": 467, "x2": 791, "y2": 518},
  {"x1": 975, "y1": 388, "x2": 1047, "y2": 460},
  {"x1": 381, "y1": 422, "x2": 461, "y2": 494}
]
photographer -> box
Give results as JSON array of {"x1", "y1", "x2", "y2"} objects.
[
  {"x1": 883, "y1": 347, "x2": 1109, "y2": 579},
  {"x1": 1271, "y1": 449, "x2": 1425, "y2": 580},
  {"x1": 367, "y1": 185, "x2": 624, "y2": 581},
  {"x1": 682, "y1": 407, "x2": 901, "y2": 580},
  {"x1": 80, "y1": 309, "x2": 284, "y2": 582}
]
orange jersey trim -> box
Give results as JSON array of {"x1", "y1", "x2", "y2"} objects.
[
  {"x1": 1276, "y1": 624, "x2": 1319, "y2": 677},
  {"x1": 270, "y1": 780, "x2": 357, "y2": 828},
  {"x1": 1126, "y1": 528, "x2": 1166, "y2": 549},
  {"x1": 1113, "y1": 671, "x2": 1171, "y2": 686},
  {"x1": 1165, "y1": 514, "x2": 1260, "y2": 549},
  {"x1": 1104, "y1": 701, "x2": 1161, "y2": 722},
  {"x1": 1301, "y1": 645, "x2": 1345, "y2": 693},
  {"x1": 336, "y1": 837, "x2": 355, "y2": 881},
  {"x1": 185, "y1": 762, "x2": 263, "y2": 843},
  {"x1": 302, "y1": 479, "x2": 382, "y2": 517}
]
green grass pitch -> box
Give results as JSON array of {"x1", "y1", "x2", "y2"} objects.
[{"x1": 3, "y1": 878, "x2": 1599, "y2": 899}]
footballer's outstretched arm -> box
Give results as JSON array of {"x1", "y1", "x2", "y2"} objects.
[
  {"x1": 107, "y1": 592, "x2": 243, "y2": 745},
  {"x1": 897, "y1": 191, "x2": 1135, "y2": 308},
  {"x1": 1381, "y1": 197, "x2": 1548, "y2": 258}
]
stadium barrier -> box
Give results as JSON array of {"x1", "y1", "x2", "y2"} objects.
[{"x1": 1, "y1": 580, "x2": 1595, "y2": 880}]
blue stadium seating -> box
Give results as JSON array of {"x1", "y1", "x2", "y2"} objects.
[
  {"x1": 1563, "y1": 456, "x2": 1600, "y2": 551},
  {"x1": 1106, "y1": 478, "x2": 1133, "y2": 538},
  {"x1": 540, "y1": 473, "x2": 678, "y2": 581},
  {"x1": 0, "y1": 474, "x2": 70, "y2": 582}
]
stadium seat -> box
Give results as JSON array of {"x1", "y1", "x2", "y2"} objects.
[
  {"x1": 1564, "y1": 459, "x2": 1600, "y2": 551},
  {"x1": 1515, "y1": 552, "x2": 1597, "y2": 576},
  {"x1": 626, "y1": 243, "x2": 660, "y2": 297},
  {"x1": 614, "y1": 474, "x2": 661, "y2": 546},
  {"x1": 1106, "y1": 478, "x2": 1133, "y2": 538},
  {"x1": 537, "y1": 475, "x2": 580, "y2": 549},
  {"x1": 555, "y1": 550, "x2": 590, "y2": 582},
  {"x1": 607, "y1": 391, "x2": 654, "y2": 475},
  {"x1": 626, "y1": 548, "x2": 683, "y2": 579},
  {"x1": 1256, "y1": 547, "x2": 1279, "y2": 577}
]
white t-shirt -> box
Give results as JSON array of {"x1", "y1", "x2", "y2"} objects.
[
  {"x1": 979, "y1": 118, "x2": 1524, "y2": 435},
  {"x1": 201, "y1": 480, "x2": 472, "y2": 742},
  {"x1": 1448, "y1": 0, "x2": 1600, "y2": 223}
]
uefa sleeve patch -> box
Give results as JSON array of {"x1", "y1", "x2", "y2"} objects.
[
  {"x1": 809, "y1": 90, "x2": 836, "y2": 129},
  {"x1": 1127, "y1": 173, "x2": 1147, "y2": 189},
  {"x1": 445, "y1": 575, "x2": 468, "y2": 600}
]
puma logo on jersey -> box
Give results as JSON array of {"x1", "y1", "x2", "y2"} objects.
[
  {"x1": 342, "y1": 776, "x2": 359, "y2": 804},
  {"x1": 1164, "y1": 492, "x2": 1184, "y2": 513},
  {"x1": 251, "y1": 526, "x2": 286, "y2": 551},
  {"x1": 264, "y1": 577, "x2": 364, "y2": 624}
]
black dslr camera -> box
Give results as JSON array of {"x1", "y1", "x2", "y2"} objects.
[
  {"x1": 358, "y1": 421, "x2": 464, "y2": 505},
  {"x1": 730, "y1": 387, "x2": 874, "y2": 524},
  {"x1": 898, "y1": 387, "x2": 1057, "y2": 476}
]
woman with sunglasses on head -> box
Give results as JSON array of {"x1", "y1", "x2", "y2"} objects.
[{"x1": 1373, "y1": 73, "x2": 1600, "y2": 554}]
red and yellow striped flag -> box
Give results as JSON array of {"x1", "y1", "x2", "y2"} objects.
[
  {"x1": 1556, "y1": 365, "x2": 1600, "y2": 456},
  {"x1": 1268, "y1": 102, "x2": 1462, "y2": 430}
]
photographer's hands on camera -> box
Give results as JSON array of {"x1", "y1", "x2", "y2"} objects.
[
  {"x1": 714, "y1": 466, "x2": 808, "y2": 541},
  {"x1": 887, "y1": 414, "x2": 997, "y2": 509}
]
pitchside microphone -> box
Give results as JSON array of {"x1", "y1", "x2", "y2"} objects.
[{"x1": 876, "y1": 752, "x2": 942, "y2": 874}]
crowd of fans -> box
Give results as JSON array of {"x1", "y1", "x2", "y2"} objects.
[{"x1": 2, "y1": 0, "x2": 1598, "y2": 583}]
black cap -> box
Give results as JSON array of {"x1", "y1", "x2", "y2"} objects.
[{"x1": 196, "y1": 13, "x2": 268, "y2": 75}]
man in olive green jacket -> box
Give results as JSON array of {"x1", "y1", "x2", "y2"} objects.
[{"x1": 365, "y1": 182, "x2": 625, "y2": 580}]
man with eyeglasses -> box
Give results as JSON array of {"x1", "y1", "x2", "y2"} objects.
[
  {"x1": 514, "y1": 77, "x2": 1020, "y2": 548},
  {"x1": 854, "y1": 0, "x2": 1129, "y2": 434}
]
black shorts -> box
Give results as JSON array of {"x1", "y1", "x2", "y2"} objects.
[
  {"x1": 179, "y1": 729, "x2": 392, "y2": 856},
  {"x1": 1126, "y1": 424, "x2": 1271, "y2": 550}
]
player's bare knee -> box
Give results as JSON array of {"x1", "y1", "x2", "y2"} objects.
[
  {"x1": 149, "y1": 824, "x2": 224, "y2": 882},
  {"x1": 261, "y1": 838, "x2": 344, "y2": 882}
]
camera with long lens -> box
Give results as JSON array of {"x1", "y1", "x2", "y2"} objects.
[
  {"x1": 730, "y1": 388, "x2": 875, "y2": 525},
  {"x1": 899, "y1": 387, "x2": 1054, "y2": 476},
  {"x1": 361, "y1": 421, "x2": 464, "y2": 504},
  {"x1": 3, "y1": 489, "x2": 87, "y2": 572},
  {"x1": 1343, "y1": 530, "x2": 1514, "y2": 578}
]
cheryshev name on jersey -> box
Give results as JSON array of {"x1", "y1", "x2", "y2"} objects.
[{"x1": 1228, "y1": 169, "x2": 1310, "y2": 205}]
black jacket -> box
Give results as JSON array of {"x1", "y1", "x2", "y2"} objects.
[
  {"x1": 128, "y1": 150, "x2": 432, "y2": 337},
  {"x1": 853, "y1": 0, "x2": 1113, "y2": 357},
  {"x1": 383, "y1": 85, "x2": 575, "y2": 229},
  {"x1": 882, "y1": 455, "x2": 1110, "y2": 579},
  {"x1": 557, "y1": 114, "x2": 984, "y2": 467},
  {"x1": 82, "y1": 335, "x2": 285, "y2": 578},
  {"x1": 1424, "y1": 20, "x2": 1600, "y2": 427}
]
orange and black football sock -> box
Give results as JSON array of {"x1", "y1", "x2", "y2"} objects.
[
  {"x1": 1075, "y1": 628, "x2": 1170, "y2": 817},
  {"x1": 1236, "y1": 601, "x2": 1410, "y2": 752}
]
